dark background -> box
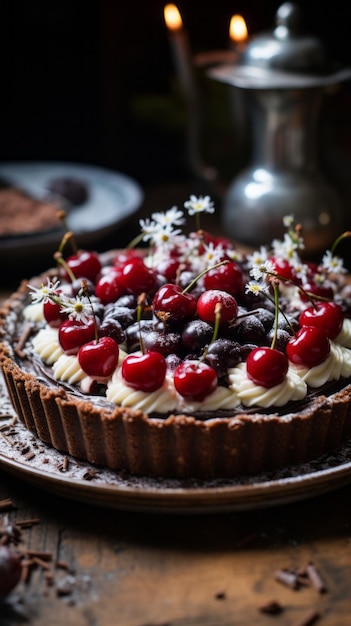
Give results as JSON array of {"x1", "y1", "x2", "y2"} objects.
[{"x1": 1, "y1": 0, "x2": 351, "y2": 220}]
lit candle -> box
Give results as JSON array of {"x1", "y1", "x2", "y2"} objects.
[
  {"x1": 164, "y1": 4, "x2": 216, "y2": 182},
  {"x1": 164, "y1": 4, "x2": 195, "y2": 100},
  {"x1": 229, "y1": 14, "x2": 248, "y2": 54},
  {"x1": 228, "y1": 15, "x2": 249, "y2": 156}
]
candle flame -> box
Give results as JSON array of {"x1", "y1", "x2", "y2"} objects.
[
  {"x1": 229, "y1": 14, "x2": 248, "y2": 44},
  {"x1": 164, "y1": 4, "x2": 183, "y2": 31}
]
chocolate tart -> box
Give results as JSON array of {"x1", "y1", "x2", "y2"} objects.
[{"x1": 1, "y1": 271, "x2": 351, "y2": 480}]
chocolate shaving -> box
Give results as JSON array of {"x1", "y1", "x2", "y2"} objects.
[
  {"x1": 15, "y1": 518, "x2": 40, "y2": 528},
  {"x1": 14, "y1": 322, "x2": 33, "y2": 358},
  {"x1": 58, "y1": 455, "x2": 70, "y2": 472},
  {"x1": 24, "y1": 450, "x2": 35, "y2": 461},
  {"x1": 274, "y1": 569, "x2": 299, "y2": 589},
  {"x1": 0, "y1": 497, "x2": 16, "y2": 512},
  {"x1": 294, "y1": 608, "x2": 321, "y2": 626},
  {"x1": 24, "y1": 549, "x2": 53, "y2": 561},
  {"x1": 306, "y1": 563, "x2": 327, "y2": 594}
]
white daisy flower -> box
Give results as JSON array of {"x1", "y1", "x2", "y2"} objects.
[
  {"x1": 247, "y1": 246, "x2": 269, "y2": 267},
  {"x1": 59, "y1": 295, "x2": 93, "y2": 325},
  {"x1": 151, "y1": 206, "x2": 185, "y2": 227},
  {"x1": 249, "y1": 259, "x2": 277, "y2": 282},
  {"x1": 245, "y1": 281, "x2": 269, "y2": 296},
  {"x1": 139, "y1": 217, "x2": 159, "y2": 242},
  {"x1": 321, "y1": 250, "x2": 347, "y2": 274},
  {"x1": 184, "y1": 194, "x2": 215, "y2": 216},
  {"x1": 28, "y1": 277, "x2": 61, "y2": 304},
  {"x1": 283, "y1": 214, "x2": 294, "y2": 228},
  {"x1": 202, "y1": 242, "x2": 226, "y2": 265}
]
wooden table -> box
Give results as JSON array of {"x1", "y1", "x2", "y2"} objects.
[
  {"x1": 1, "y1": 184, "x2": 351, "y2": 625},
  {"x1": 1, "y1": 471, "x2": 351, "y2": 625}
]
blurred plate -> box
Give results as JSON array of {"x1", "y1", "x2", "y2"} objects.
[{"x1": 0, "y1": 161, "x2": 143, "y2": 253}]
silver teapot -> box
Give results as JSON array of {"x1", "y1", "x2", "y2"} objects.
[{"x1": 210, "y1": 2, "x2": 351, "y2": 253}]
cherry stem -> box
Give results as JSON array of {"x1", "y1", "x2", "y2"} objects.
[
  {"x1": 270, "y1": 282, "x2": 280, "y2": 351},
  {"x1": 81, "y1": 279, "x2": 99, "y2": 343},
  {"x1": 137, "y1": 293, "x2": 147, "y2": 354},
  {"x1": 53, "y1": 252, "x2": 77, "y2": 283},
  {"x1": 58, "y1": 230, "x2": 77, "y2": 255},
  {"x1": 266, "y1": 270, "x2": 330, "y2": 307},
  {"x1": 127, "y1": 232, "x2": 145, "y2": 250},
  {"x1": 181, "y1": 260, "x2": 230, "y2": 295},
  {"x1": 201, "y1": 303, "x2": 221, "y2": 362},
  {"x1": 330, "y1": 231, "x2": 351, "y2": 255}
]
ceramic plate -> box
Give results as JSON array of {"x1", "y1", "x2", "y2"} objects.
[
  {"x1": 1, "y1": 375, "x2": 351, "y2": 514},
  {"x1": 0, "y1": 161, "x2": 143, "y2": 251}
]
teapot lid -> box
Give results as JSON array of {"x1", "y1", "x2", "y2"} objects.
[
  {"x1": 241, "y1": 3, "x2": 327, "y2": 74},
  {"x1": 209, "y1": 2, "x2": 351, "y2": 89}
]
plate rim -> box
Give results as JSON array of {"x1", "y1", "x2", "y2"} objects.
[{"x1": 0, "y1": 160, "x2": 143, "y2": 248}]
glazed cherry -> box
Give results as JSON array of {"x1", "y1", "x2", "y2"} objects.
[
  {"x1": 196, "y1": 289, "x2": 238, "y2": 326},
  {"x1": 65, "y1": 250, "x2": 102, "y2": 282},
  {"x1": 58, "y1": 318, "x2": 96, "y2": 355},
  {"x1": 153, "y1": 284, "x2": 197, "y2": 323},
  {"x1": 142, "y1": 329, "x2": 182, "y2": 356},
  {"x1": 246, "y1": 347, "x2": 289, "y2": 387},
  {"x1": 121, "y1": 351, "x2": 167, "y2": 392},
  {"x1": 78, "y1": 336, "x2": 119, "y2": 378},
  {"x1": 0, "y1": 545, "x2": 22, "y2": 598},
  {"x1": 299, "y1": 301, "x2": 344, "y2": 339},
  {"x1": 173, "y1": 360, "x2": 218, "y2": 402},
  {"x1": 99, "y1": 318, "x2": 125, "y2": 344},
  {"x1": 203, "y1": 261, "x2": 244, "y2": 294},
  {"x1": 286, "y1": 326, "x2": 330, "y2": 367},
  {"x1": 95, "y1": 270, "x2": 126, "y2": 305},
  {"x1": 120, "y1": 257, "x2": 157, "y2": 295},
  {"x1": 205, "y1": 338, "x2": 241, "y2": 377},
  {"x1": 269, "y1": 256, "x2": 296, "y2": 282},
  {"x1": 43, "y1": 294, "x2": 68, "y2": 328}
]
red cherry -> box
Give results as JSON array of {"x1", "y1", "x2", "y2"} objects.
[
  {"x1": 95, "y1": 269, "x2": 126, "y2": 305},
  {"x1": 157, "y1": 257, "x2": 180, "y2": 281},
  {"x1": 269, "y1": 256, "x2": 296, "y2": 282},
  {"x1": 196, "y1": 289, "x2": 238, "y2": 326},
  {"x1": 121, "y1": 351, "x2": 167, "y2": 392},
  {"x1": 0, "y1": 545, "x2": 22, "y2": 598},
  {"x1": 120, "y1": 257, "x2": 157, "y2": 295},
  {"x1": 299, "y1": 301, "x2": 344, "y2": 339},
  {"x1": 286, "y1": 326, "x2": 330, "y2": 367},
  {"x1": 173, "y1": 360, "x2": 218, "y2": 401},
  {"x1": 203, "y1": 261, "x2": 244, "y2": 294},
  {"x1": 246, "y1": 347, "x2": 289, "y2": 387},
  {"x1": 113, "y1": 249, "x2": 144, "y2": 266},
  {"x1": 43, "y1": 292, "x2": 68, "y2": 328},
  {"x1": 153, "y1": 284, "x2": 197, "y2": 322},
  {"x1": 65, "y1": 250, "x2": 102, "y2": 282},
  {"x1": 78, "y1": 336, "x2": 119, "y2": 378},
  {"x1": 58, "y1": 318, "x2": 96, "y2": 355}
]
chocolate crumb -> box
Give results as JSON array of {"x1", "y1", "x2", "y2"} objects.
[
  {"x1": 294, "y1": 608, "x2": 321, "y2": 626},
  {"x1": 214, "y1": 591, "x2": 226, "y2": 600},
  {"x1": 258, "y1": 599, "x2": 284, "y2": 615},
  {"x1": 56, "y1": 577, "x2": 74, "y2": 596},
  {"x1": 82, "y1": 468, "x2": 99, "y2": 480},
  {"x1": 306, "y1": 563, "x2": 327, "y2": 594}
]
